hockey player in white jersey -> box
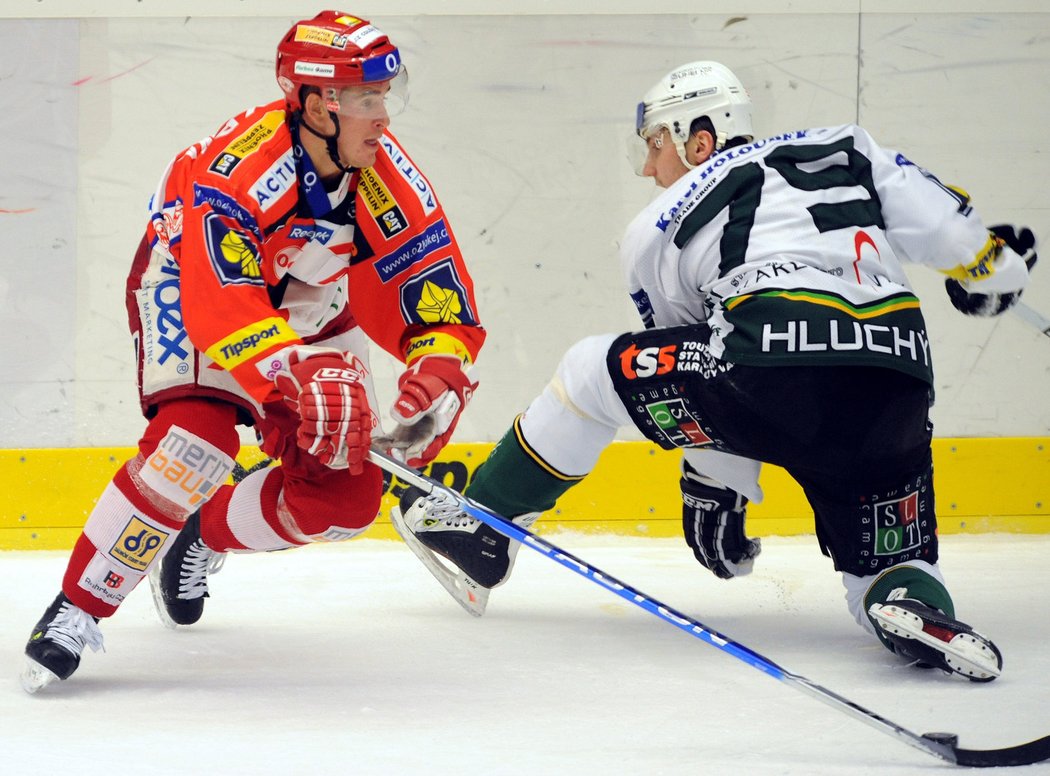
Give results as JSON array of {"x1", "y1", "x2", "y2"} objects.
[{"x1": 394, "y1": 61, "x2": 1038, "y2": 681}]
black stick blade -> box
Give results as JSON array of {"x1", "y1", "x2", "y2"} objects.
[{"x1": 954, "y1": 734, "x2": 1050, "y2": 768}]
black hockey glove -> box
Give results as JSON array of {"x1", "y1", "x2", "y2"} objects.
[
  {"x1": 680, "y1": 462, "x2": 760, "y2": 580},
  {"x1": 945, "y1": 224, "x2": 1037, "y2": 316}
]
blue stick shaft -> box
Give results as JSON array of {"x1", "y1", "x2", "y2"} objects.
[{"x1": 368, "y1": 450, "x2": 989, "y2": 766}]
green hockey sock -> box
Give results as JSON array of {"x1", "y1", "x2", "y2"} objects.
[
  {"x1": 865, "y1": 565, "x2": 955, "y2": 650},
  {"x1": 464, "y1": 415, "x2": 584, "y2": 518}
]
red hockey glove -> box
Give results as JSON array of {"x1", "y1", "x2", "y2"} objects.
[
  {"x1": 273, "y1": 347, "x2": 372, "y2": 473},
  {"x1": 380, "y1": 354, "x2": 477, "y2": 468}
]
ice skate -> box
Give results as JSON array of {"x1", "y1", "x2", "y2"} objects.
[
  {"x1": 21, "y1": 593, "x2": 104, "y2": 693},
  {"x1": 391, "y1": 486, "x2": 537, "y2": 617},
  {"x1": 868, "y1": 587, "x2": 1002, "y2": 682},
  {"x1": 149, "y1": 511, "x2": 225, "y2": 628}
]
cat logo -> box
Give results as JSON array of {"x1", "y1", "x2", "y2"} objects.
[
  {"x1": 359, "y1": 167, "x2": 407, "y2": 238},
  {"x1": 209, "y1": 152, "x2": 241, "y2": 177},
  {"x1": 208, "y1": 111, "x2": 284, "y2": 177},
  {"x1": 381, "y1": 208, "x2": 407, "y2": 238}
]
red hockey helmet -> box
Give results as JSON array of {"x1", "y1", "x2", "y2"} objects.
[{"x1": 276, "y1": 11, "x2": 406, "y2": 114}]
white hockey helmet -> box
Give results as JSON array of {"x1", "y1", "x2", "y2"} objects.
[{"x1": 635, "y1": 61, "x2": 754, "y2": 154}]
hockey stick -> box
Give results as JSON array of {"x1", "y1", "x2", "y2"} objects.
[
  {"x1": 1012, "y1": 300, "x2": 1050, "y2": 338},
  {"x1": 369, "y1": 448, "x2": 1050, "y2": 768}
]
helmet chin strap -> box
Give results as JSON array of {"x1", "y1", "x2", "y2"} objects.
[
  {"x1": 298, "y1": 110, "x2": 355, "y2": 175},
  {"x1": 680, "y1": 147, "x2": 698, "y2": 170}
]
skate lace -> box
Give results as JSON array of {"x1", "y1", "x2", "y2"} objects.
[
  {"x1": 46, "y1": 602, "x2": 104, "y2": 656},
  {"x1": 179, "y1": 540, "x2": 226, "y2": 599},
  {"x1": 424, "y1": 493, "x2": 478, "y2": 529}
]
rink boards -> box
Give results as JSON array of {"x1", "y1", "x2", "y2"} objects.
[{"x1": 1, "y1": 437, "x2": 1047, "y2": 550}]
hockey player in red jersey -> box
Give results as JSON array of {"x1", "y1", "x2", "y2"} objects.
[
  {"x1": 394, "y1": 61, "x2": 1037, "y2": 682},
  {"x1": 22, "y1": 11, "x2": 485, "y2": 692}
]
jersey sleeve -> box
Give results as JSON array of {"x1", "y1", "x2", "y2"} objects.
[
  {"x1": 856, "y1": 126, "x2": 1007, "y2": 282},
  {"x1": 619, "y1": 189, "x2": 713, "y2": 329},
  {"x1": 620, "y1": 209, "x2": 661, "y2": 328},
  {"x1": 348, "y1": 133, "x2": 486, "y2": 367},
  {"x1": 158, "y1": 129, "x2": 303, "y2": 406}
]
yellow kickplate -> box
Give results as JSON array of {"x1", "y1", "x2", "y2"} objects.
[{"x1": 1, "y1": 438, "x2": 1046, "y2": 550}]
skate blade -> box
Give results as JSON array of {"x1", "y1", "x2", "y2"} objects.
[
  {"x1": 870, "y1": 604, "x2": 1002, "y2": 681},
  {"x1": 20, "y1": 658, "x2": 60, "y2": 694},
  {"x1": 391, "y1": 506, "x2": 489, "y2": 617},
  {"x1": 147, "y1": 564, "x2": 180, "y2": 630}
]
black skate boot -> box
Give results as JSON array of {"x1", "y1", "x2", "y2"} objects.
[
  {"x1": 149, "y1": 511, "x2": 225, "y2": 628},
  {"x1": 391, "y1": 486, "x2": 538, "y2": 616},
  {"x1": 22, "y1": 593, "x2": 104, "y2": 693},
  {"x1": 868, "y1": 587, "x2": 1003, "y2": 682}
]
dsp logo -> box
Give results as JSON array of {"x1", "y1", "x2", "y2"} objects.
[
  {"x1": 109, "y1": 516, "x2": 169, "y2": 572},
  {"x1": 618, "y1": 344, "x2": 677, "y2": 379}
]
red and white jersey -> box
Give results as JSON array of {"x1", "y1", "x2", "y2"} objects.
[
  {"x1": 621, "y1": 124, "x2": 1027, "y2": 383},
  {"x1": 137, "y1": 98, "x2": 485, "y2": 407}
]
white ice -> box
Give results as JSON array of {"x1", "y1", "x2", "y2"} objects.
[{"x1": 2, "y1": 533, "x2": 1048, "y2": 775}]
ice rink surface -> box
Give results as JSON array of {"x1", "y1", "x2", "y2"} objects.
[{"x1": 2, "y1": 533, "x2": 1048, "y2": 775}]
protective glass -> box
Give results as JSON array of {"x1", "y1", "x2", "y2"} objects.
[
  {"x1": 326, "y1": 66, "x2": 410, "y2": 119},
  {"x1": 626, "y1": 124, "x2": 670, "y2": 177}
]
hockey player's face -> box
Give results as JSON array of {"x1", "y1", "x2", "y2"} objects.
[
  {"x1": 641, "y1": 127, "x2": 690, "y2": 188},
  {"x1": 329, "y1": 84, "x2": 392, "y2": 168},
  {"x1": 335, "y1": 109, "x2": 390, "y2": 168}
]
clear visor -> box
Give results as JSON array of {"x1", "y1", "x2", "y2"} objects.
[
  {"x1": 324, "y1": 66, "x2": 409, "y2": 119},
  {"x1": 626, "y1": 124, "x2": 683, "y2": 177}
]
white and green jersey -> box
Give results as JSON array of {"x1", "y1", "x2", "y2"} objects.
[{"x1": 621, "y1": 124, "x2": 1011, "y2": 384}]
